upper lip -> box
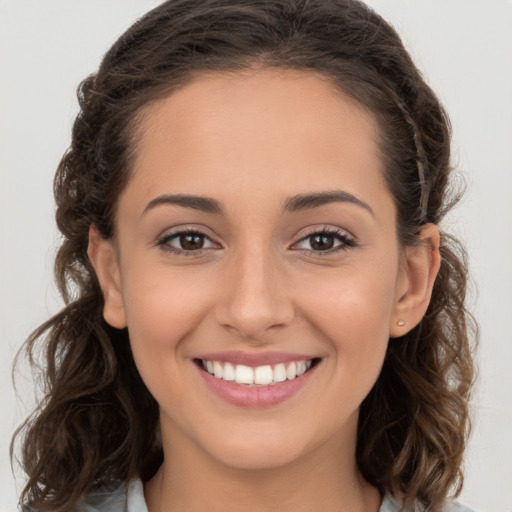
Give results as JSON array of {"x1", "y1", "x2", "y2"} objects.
[{"x1": 195, "y1": 351, "x2": 318, "y2": 367}]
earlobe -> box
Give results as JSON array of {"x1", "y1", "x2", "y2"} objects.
[
  {"x1": 389, "y1": 223, "x2": 441, "y2": 338},
  {"x1": 87, "y1": 225, "x2": 127, "y2": 329}
]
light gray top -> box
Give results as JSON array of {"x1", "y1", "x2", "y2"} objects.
[{"x1": 77, "y1": 479, "x2": 475, "y2": 512}]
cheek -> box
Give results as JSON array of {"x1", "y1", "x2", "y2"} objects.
[
  {"x1": 300, "y1": 262, "x2": 397, "y2": 334},
  {"x1": 297, "y1": 264, "x2": 398, "y2": 376},
  {"x1": 297, "y1": 274, "x2": 395, "y2": 421},
  {"x1": 121, "y1": 265, "x2": 214, "y2": 366}
]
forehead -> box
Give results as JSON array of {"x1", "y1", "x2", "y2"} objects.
[{"x1": 124, "y1": 69, "x2": 390, "y2": 216}]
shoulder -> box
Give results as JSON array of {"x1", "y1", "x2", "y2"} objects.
[
  {"x1": 78, "y1": 485, "x2": 477, "y2": 512},
  {"x1": 380, "y1": 494, "x2": 477, "y2": 512},
  {"x1": 77, "y1": 479, "x2": 147, "y2": 512},
  {"x1": 444, "y1": 504, "x2": 477, "y2": 512}
]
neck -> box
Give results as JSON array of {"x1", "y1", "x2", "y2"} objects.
[{"x1": 145, "y1": 417, "x2": 381, "y2": 512}]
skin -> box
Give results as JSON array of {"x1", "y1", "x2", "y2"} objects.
[{"x1": 89, "y1": 69, "x2": 440, "y2": 512}]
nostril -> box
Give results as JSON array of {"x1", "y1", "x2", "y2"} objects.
[{"x1": 214, "y1": 269, "x2": 295, "y2": 339}]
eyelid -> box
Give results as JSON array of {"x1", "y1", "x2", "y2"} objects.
[
  {"x1": 154, "y1": 224, "x2": 356, "y2": 256},
  {"x1": 291, "y1": 226, "x2": 356, "y2": 254},
  {"x1": 155, "y1": 224, "x2": 221, "y2": 242},
  {"x1": 156, "y1": 226, "x2": 222, "y2": 254}
]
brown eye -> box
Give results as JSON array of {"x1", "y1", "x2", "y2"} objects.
[
  {"x1": 158, "y1": 230, "x2": 218, "y2": 253},
  {"x1": 179, "y1": 233, "x2": 205, "y2": 250},
  {"x1": 310, "y1": 234, "x2": 335, "y2": 251},
  {"x1": 294, "y1": 229, "x2": 355, "y2": 253}
]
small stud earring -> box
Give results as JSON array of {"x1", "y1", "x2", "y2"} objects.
[{"x1": 397, "y1": 319, "x2": 405, "y2": 326}]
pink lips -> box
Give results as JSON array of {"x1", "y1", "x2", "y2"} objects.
[{"x1": 195, "y1": 351, "x2": 318, "y2": 408}]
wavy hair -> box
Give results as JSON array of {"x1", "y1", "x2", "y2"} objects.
[{"x1": 12, "y1": 1, "x2": 476, "y2": 510}]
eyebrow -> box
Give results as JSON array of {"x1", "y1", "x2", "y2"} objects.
[
  {"x1": 142, "y1": 194, "x2": 223, "y2": 216},
  {"x1": 141, "y1": 189, "x2": 374, "y2": 217},
  {"x1": 284, "y1": 190, "x2": 374, "y2": 216}
]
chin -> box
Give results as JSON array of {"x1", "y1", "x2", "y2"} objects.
[
  {"x1": 197, "y1": 421, "x2": 334, "y2": 472},
  {"x1": 210, "y1": 440, "x2": 306, "y2": 471}
]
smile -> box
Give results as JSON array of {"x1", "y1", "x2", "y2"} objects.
[
  {"x1": 200, "y1": 359, "x2": 315, "y2": 386},
  {"x1": 194, "y1": 352, "x2": 321, "y2": 407}
]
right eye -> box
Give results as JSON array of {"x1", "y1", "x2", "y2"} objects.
[{"x1": 157, "y1": 230, "x2": 218, "y2": 254}]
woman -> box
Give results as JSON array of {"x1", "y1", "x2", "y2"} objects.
[{"x1": 12, "y1": 1, "x2": 476, "y2": 511}]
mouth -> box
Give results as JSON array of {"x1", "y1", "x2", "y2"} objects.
[{"x1": 195, "y1": 357, "x2": 321, "y2": 387}]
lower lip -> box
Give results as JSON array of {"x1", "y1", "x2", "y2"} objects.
[{"x1": 196, "y1": 364, "x2": 317, "y2": 408}]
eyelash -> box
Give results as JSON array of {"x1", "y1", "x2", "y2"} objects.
[
  {"x1": 156, "y1": 227, "x2": 356, "y2": 256},
  {"x1": 156, "y1": 228, "x2": 218, "y2": 255},
  {"x1": 293, "y1": 227, "x2": 356, "y2": 255}
]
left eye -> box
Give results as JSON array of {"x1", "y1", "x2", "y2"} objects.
[
  {"x1": 294, "y1": 231, "x2": 354, "y2": 252},
  {"x1": 158, "y1": 231, "x2": 217, "y2": 252}
]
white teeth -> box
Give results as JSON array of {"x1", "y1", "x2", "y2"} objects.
[
  {"x1": 213, "y1": 361, "x2": 224, "y2": 379},
  {"x1": 296, "y1": 361, "x2": 306, "y2": 376},
  {"x1": 202, "y1": 359, "x2": 315, "y2": 386},
  {"x1": 223, "y1": 362, "x2": 235, "y2": 381},
  {"x1": 286, "y1": 362, "x2": 297, "y2": 380},
  {"x1": 235, "y1": 364, "x2": 254, "y2": 385},
  {"x1": 254, "y1": 365, "x2": 273, "y2": 385},
  {"x1": 273, "y1": 363, "x2": 287, "y2": 382}
]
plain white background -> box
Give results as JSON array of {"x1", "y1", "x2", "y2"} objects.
[{"x1": 1, "y1": 1, "x2": 511, "y2": 511}]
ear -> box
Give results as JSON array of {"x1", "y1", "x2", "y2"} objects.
[
  {"x1": 87, "y1": 225, "x2": 127, "y2": 329},
  {"x1": 389, "y1": 223, "x2": 441, "y2": 338}
]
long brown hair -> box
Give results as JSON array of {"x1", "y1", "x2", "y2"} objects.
[{"x1": 12, "y1": 1, "x2": 476, "y2": 510}]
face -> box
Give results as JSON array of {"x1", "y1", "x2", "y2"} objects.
[{"x1": 90, "y1": 69, "x2": 435, "y2": 472}]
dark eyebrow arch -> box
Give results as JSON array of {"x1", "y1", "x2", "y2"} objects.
[
  {"x1": 283, "y1": 190, "x2": 374, "y2": 217},
  {"x1": 142, "y1": 194, "x2": 223, "y2": 216}
]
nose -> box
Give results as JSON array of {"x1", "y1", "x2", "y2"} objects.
[{"x1": 214, "y1": 246, "x2": 295, "y2": 341}]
